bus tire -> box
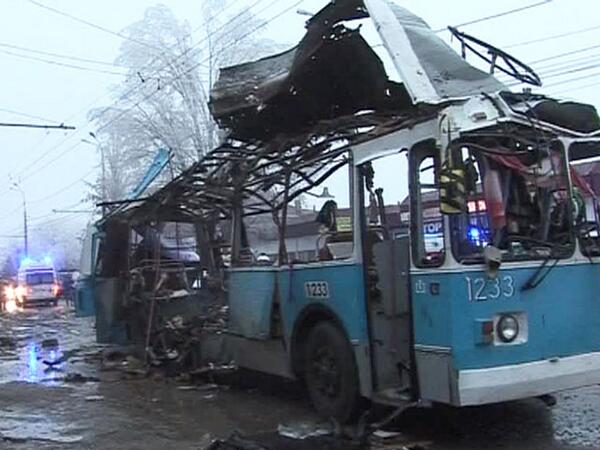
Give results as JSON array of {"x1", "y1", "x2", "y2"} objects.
[{"x1": 304, "y1": 321, "x2": 359, "y2": 423}]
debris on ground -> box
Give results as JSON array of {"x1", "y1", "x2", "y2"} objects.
[
  {"x1": 0, "y1": 336, "x2": 17, "y2": 349},
  {"x1": 63, "y1": 372, "x2": 100, "y2": 383},
  {"x1": 369, "y1": 434, "x2": 432, "y2": 450},
  {"x1": 204, "y1": 432, "x2": 269, "y2": 450},
  {"x1": 43, "y1": 356, "x2": 65, "y2": 367},
  {"x1": 277, "y1": 421, "x2": 333, "y2": 440},
  {"x1": 41, "y1": 338, "x2": 59, "y2": 349},
  {"x1": 143, "y1": 304, "x2": 230, "y2": 374}
]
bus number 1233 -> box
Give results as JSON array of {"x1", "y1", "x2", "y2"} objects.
[{"x1": 466, "y1": 276, "x2": 515, "y2": 302}]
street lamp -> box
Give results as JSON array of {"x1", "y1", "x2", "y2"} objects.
[
  {"x1": 10, "y1": 182, "x2": 28, "y2": 256},
  {"x1": 296, "y1": 9, "x2": 314, "y2": 17}
]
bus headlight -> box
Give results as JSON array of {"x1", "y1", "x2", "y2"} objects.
[{"x1": 497, "y1": 314, "x2": 519, "y2": 343}]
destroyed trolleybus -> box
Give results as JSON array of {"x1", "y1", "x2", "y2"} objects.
[
  {"x1": 90, "y1": 0, "x2": 600, "y2": 422},
  {"x1": 204, "y1": 0, "x2": 600, "y2": 421}
]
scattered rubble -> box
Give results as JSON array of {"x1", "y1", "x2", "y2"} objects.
[
  {"x1": 204, "y1": 432, "x2": 269, "y2": 450},
  {"x1": 41, "y1": 338, "x2": 59, "y2": 348},
  {"x1": 63, "y1": 372, "x2": 100, "y2": 383},
  {"x1": 277, "y1": 421, "x2": 333, "y2": 440}
]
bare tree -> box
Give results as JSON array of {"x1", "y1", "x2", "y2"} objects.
[
  {"x1": 27, "y1": 221, "x2": 84, "y2": 270},
  {"x1": 88, "y1": 2, "x2": 280, "y2": 202}
]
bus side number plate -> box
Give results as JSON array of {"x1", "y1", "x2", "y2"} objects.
[
  {"x1": 466, "y1": 276, "x2": 515, "y2": 302},
  {"x1": 305, "y1": 281, "x2": 329, "y2": 299}
]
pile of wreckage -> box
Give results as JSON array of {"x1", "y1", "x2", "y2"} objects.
[{"x1": 93, "y1": 0, "x2": 445, "y2": 376}]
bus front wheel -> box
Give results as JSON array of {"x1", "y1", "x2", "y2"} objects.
[{"x1": 304, "y1": 322, "x2": 359, "y2": 422}]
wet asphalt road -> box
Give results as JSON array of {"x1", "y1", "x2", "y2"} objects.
[{"x1": 1, "y1": 305, "x2": 600, "y2": 449}]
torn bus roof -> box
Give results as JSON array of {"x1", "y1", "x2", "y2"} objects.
[
  {"x1": 101, "y1": 110, "x2": 428, "y2": 225},
  {"x1": 209, "y1": 0, "x2": 504, "y2": 139}
]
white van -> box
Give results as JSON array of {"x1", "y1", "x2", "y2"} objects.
[{"x1": 17, "y1": 261, "x2": 60, "y2": 306}]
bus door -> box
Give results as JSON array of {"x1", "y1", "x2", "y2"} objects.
[{"x1": 358, "y1": 151, "x2": 414, "y2": 400}]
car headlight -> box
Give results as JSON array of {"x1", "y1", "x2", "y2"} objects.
[
  {"x1": 497, "y1": 314, "x2": 519, "y2": 343},
  {"x1": 4, "y1": 286, "x2": 15, "y2": 300}
]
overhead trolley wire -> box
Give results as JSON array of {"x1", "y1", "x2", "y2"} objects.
[
  {"x1": 434, "y1": 0, "x2": 554, "y2": 33},
  {"x1": 0, "y1": 48, "x2": 127, "y2": 76},
  {"x1": 0, "y1": 108, "x2": 60, "y2": 124},
  {"x1": 0, "y1": 40, "x2": 128, "y2": 68},
  {"x1": 505, "y1": 24, "x2": 600, "y2": 49},
  {"x1": 0, "y1": 0, "x2": 298, "y2": 213},
  {"x1": 11, "y1": 0, "x2": 272, "y2": 183},
  {"x1": 27, "y1": 0, "x2": 162, "y2": 52},
  {"x1": 94, "y1": 0, "x2": 305, "y2": 137},
  {"x1": 529, "y1": 43, "x2": 600, "y2": 66},
  {"x1": 28, "y1": 168, "x2": 96, "y2": 205},
  {"x1": 6, "y1": 0, "x2": 271, "y2": 187}
]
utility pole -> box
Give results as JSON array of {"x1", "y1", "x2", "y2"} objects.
[
  {"x1": 82, "y1": 132, "x2": 107, "y2": 214},
  {"x1": 10, "y1": 182, "x2": 28, "y2": 256}
]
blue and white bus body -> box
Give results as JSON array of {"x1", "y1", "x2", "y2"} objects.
[
  {"x1": 412, "y1": 257, "x2": 600, "y2": 406},
  {"x1": 353, "y1": 94, "x2": 600, "y2": 406},
  {"x1": 225, "y1": 92, "x2": 600, "y2": 413},
  {"x1": 220, "y1": 0, "x2": 600, "y2": 418}
]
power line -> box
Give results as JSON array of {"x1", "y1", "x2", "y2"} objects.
[
  {"x1": 534, "y1": 52, "x2": 600, "y2": 73},
  {"x1": 505, "y1": 24, "x2": 600, "y2": 49},
  {"x1": 0, "y1": 40, "x2": 126, "y2": 68},
  {"x1": 8, "y1": 131, "x2": 51, "y2": 175},
  {"x1": 0, "y1": 107, "x2": 60, "y2": 124},
  {"x1": 19, "y1": 140, "x2": 83, "y2": 180},
  {"x1": 434, "y1": 0, "x2": 553, "y2": 33},
  {"x1": 10, "y1": 0, "x2": 270, "y2": 183},
  {"x1": 3, "y1": 204, "x2": 89, "y2": 236},
  {"x1": 28, "y1": 168, "x2": 96, "y2": 205},
  {"x1": 97, "y1": 0, "x2": 302, "y2": 136},
  {"x1": 4, "y1": 0, "x2": 293, "y2": 203},
  {"x1": 27, "y1": 0, "x2": 161, "y2": 52},
  {"x1": 544, "y1": 71, "x2": 600, "y2": 89},
  {"x1": 498, "y1": 43, "x2": 600, "y2": 86},
  {"x1": 549, "y1": 81, "x2": 600, "y2": 96},
  {"x1": 538, "y1": 62, "x2": 600, "y2": 81},
  {"x1": 94, "y1": 0, "x2": 269, "y2": 123},
  {"x1": 529, "y1": 44, "x2": 600, "y2": 65},
  {"x1": 0, "y1": 48, "x2": 127, "y2": 76}
]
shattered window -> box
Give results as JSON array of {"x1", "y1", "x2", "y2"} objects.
[
  {"x1": 238, "y1": 164, "x2": 354, "y2": 265},
  {"x1": 449, "y1": 140, "x2": 574, "y2": 263},
  {"x1": 411, "y1": 149, "x2": 445, "y2": 267},
  {"x1": 359, "y1": 151, "x2": 410, "y2": 262},
  {"x1": 569, "y1": 145, "x2": 600, "y2": 257},
  {"x1": 298, "y1": 164, "x2": 354, "y2": 264}
]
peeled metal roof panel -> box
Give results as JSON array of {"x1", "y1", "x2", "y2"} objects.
[
  {"x1": 209, "y1": 0, "x2": 506, "y2": 138},
  {"x1": 364, "y1": 0, "x2": 505, "y2": 103}
]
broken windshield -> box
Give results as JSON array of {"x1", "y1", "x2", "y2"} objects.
[{"x1": 449, "y1": 139, "x2": 575, "y2": 263}]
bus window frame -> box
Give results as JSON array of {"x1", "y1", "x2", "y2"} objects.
[
  {"x1": 449, "y1": 139, "x2": 576, "y2": 264},
  {"x1": 409, "y1": 140, "x2": 445, "y2": 268},
  {"x1": 567, "y1": 138, "x2": 600, "y2": 258}
]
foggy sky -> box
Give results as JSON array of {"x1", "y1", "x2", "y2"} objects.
[{"x1": 1, "y1": 0, "x2": 598, "y2": 251}]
